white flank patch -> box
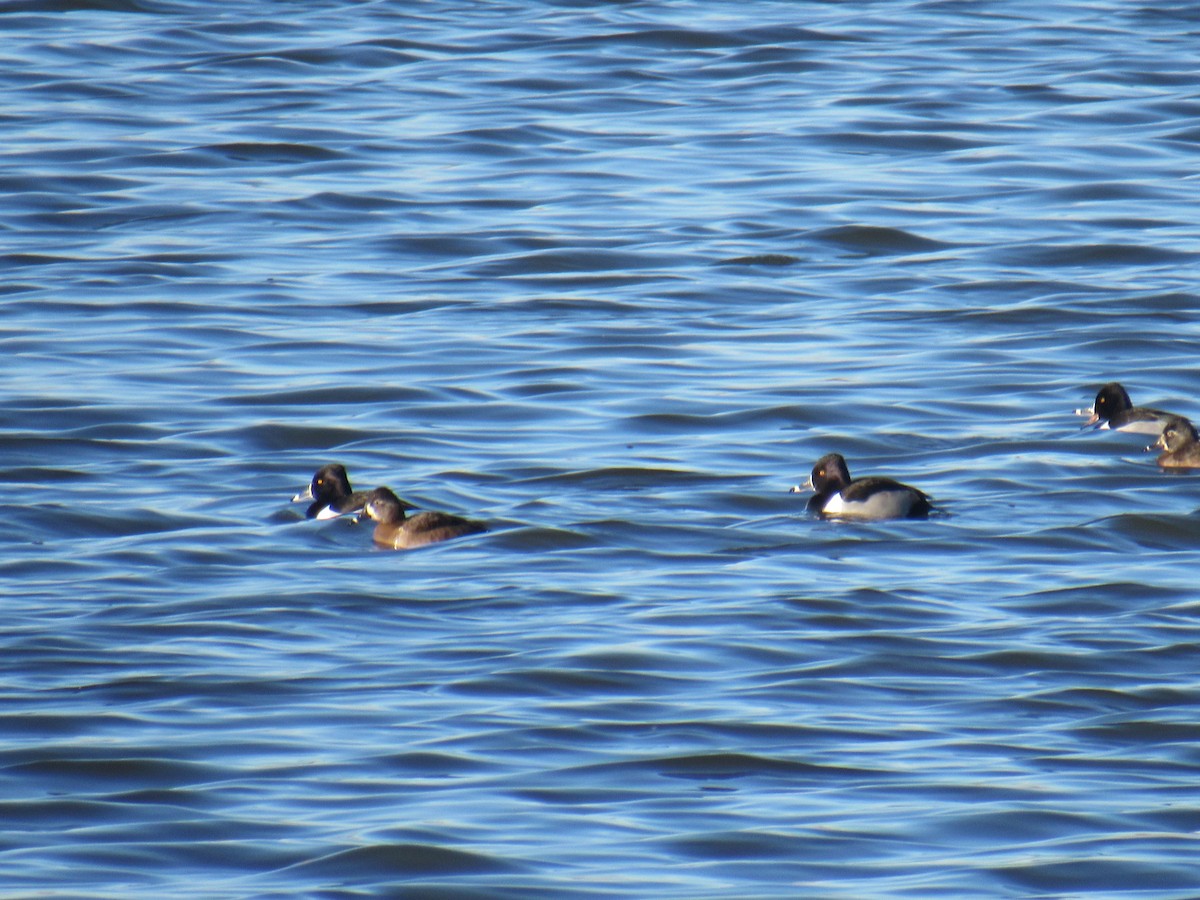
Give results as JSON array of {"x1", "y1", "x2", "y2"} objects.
[
  {"x1": 820, "y1": 493, "x2": 850, "y2": 516},
  {"x1": 822, "y1": 490, "x2": 911, "y2": 520},
  {"x1": 315, "y1": 505, "x2": 343, "y2": 520},
  {"x1": 1119, "y1": 420, "x2": 1166, "y2": 435}
]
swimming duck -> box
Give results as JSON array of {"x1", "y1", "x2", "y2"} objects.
[
  {"x1": 1076, "y1": 382, "x2": 1178, "y2": 435},
  {"x1": 360, "y1": 486, "x2": 487, "y2": 549},
  {"x1": 1153, "y1": 416, "x2": 1200, "y2": 468},
  {"x1": 293, "y1": 464, "x2": 369, "y2": 519},
  {"x1": 793, "y1": 452, "x2": 931, "y2": 519}
]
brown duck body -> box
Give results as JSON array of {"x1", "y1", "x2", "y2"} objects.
[
  {"x1": 362, "y1": 487, "x2": 486, "y2": 550},
  {"x1": 372, "y1": 509, "x2": 487, "y2": 549},
  {"x1": 1155, "y1": 416, "x2": 1200, "y2": 468}
]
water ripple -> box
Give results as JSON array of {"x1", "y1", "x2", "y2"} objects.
[{"x1": 4, "y1": 1, "x2": 1200, "y2": 897}]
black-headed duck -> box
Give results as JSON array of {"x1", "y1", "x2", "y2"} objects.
[
  {"x1": 793, "y1": 452, "x2": 932, "y2": 520},
  {"x1": 1077, "y1": 382, "x2": 1179, "y2": 435},
  {"x1": 293, "y1": 464, "x2": 369, "y2": 519}
]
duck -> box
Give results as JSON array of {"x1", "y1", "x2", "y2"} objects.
[
  {"x1": 1076, "y1": 382, "x2": 1179, "y2": 435},
  {"x1": 293, "y1": 464, "x2": 369, "y2": 519},
  {"x1": 792, "y1": 452, "x2": 931, "y2": 519},
  {"x1": 360, "y1": 486, "x2": 487, "y2": 549},
  {"x1": 1153, "y1": 415, "x2": 1200, "y2": 468}
]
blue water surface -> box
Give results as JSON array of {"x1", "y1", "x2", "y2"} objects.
[{"x1": 3, "y1": 1, "x2": 1200, "y2": 896}]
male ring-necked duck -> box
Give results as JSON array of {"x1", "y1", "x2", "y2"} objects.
[
  {"x1": 1152, "y1": 415, "x2": 1200, "y2": 469},
  {"x1": 1076, "y1": 382, "x2": 1178, "y2": 435},
  {"x1": 293, "y1": 464, "x2": 369, "y2": 519},
  {"x1": 360, "y1": 486, "x2": 487, "y2": 550},
  {"x1": 792, "y1": 452, "x2": 932, "y2": 519}
]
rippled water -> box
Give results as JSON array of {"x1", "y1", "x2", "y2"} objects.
[{"x1": 4, "y1": 1, "x2": 1200, "y2": 896}]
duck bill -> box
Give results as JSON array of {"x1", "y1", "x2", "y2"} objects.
[
  {"x1": 1074, "y1": 406, "x2": 1100, "y2": 428},
  {"x1": 789, "y1": 476, "x2": 815, "y2": 493},
  {"x1": 292, "y1": 485, "x2": 314, "y2": 502}
]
